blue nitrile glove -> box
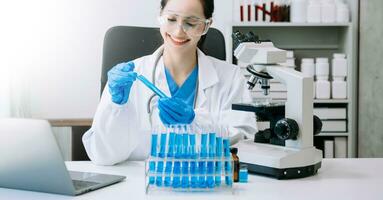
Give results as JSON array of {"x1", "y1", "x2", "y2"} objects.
[
  {"x1": 107, "y1": 61, "x2": 137, "y2": 105},
  {"x1": 158, "y1": 97, "x2": 195, "y2": 125}
]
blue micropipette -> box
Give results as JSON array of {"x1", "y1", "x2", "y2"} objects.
[{"x1": 136, "y1": 74, "x2": 168, "y2": 98}]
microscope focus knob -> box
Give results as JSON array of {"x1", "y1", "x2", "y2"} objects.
[{"x1": 274, "y1": 118, "x2": 299, "y2": 140}]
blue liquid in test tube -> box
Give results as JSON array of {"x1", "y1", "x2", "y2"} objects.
[
  {"x1": 149, "y1": 132, "x2": 158, "y2": 185},
  {"x1": 198, "y1": 132, "x2": 208, "y2": 188},
  {"x1": 215, "y1": 134, "x2": 223, "y2": 186},
  {"x1": 172, "y1": 129, "x2": 183, "y2": 188},
  {"x1": 181, "y1": 126, "x2": 190, "y2": 188},
  {"x1": 164, "y1": 127, "x2": 175, "y2": 187},
  {"x1": 223, "y1": 136, "x2": 232, "y2": 186},
  {"x1": 156, "y1": 131, "x2": 167, "y2": 187},
  {"x1": 189, "y1": 131, "x2": 198, "y2": 188},
  {"x1": 206, "y1": 131, "x2": 216, "y2": 188}
]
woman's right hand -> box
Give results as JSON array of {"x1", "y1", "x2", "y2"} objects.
[{"x1": 107, "y1": 61, "x2": 137, "y2": 105}]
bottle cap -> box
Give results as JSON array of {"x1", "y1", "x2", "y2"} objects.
[
  {"x1": 333, "y1": 53, "x2": 346, "y2": 58},
  {"x1": 302, "y1": 58, "x2": 314, "y2": 63},
  {"x1": 316, "y1": 57, "x2": 329, "y2": 63}
]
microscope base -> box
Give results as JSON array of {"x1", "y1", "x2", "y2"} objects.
[
  {"x1": 241, "y1": 161, "x2": 321, "y2": 179},
  {"x1": 235, "y1": 139, "x2": 323, "y2": 179}
]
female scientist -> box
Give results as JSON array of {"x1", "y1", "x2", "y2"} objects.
[{"x1": 83, "y1": 0, "x2": 257, "y2": 165}]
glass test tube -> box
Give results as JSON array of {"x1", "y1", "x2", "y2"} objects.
[
  {"x1": 215, "y1": 128, "x2": 223, "y2": 186},
  {"x1": 156, "y1": 127, "x2": 167, "y2": 186},
  {"x1": 164, "y1": 126, "x2": 175, "y2": 187},
  {"x1": 198, "y1": 129, "x2": 208, "y2": 188},
  {"x1": 189, "y1": 126, "x2": 198, "y2": 188},
  {"x1": 181, "y1": 125, "x2": 190, "y2": 188},
  {"x1": 172, "y1": 126, "x2": 183, "y2": 188},
  {"x1": 149, "y1": 128, "x2": 158, "y2": 185},
  {"x1": 223, "y1": 127, "x2": 232, "y2": 186},
  {"x1": 206, "y1": 127, "x2": 216, "y2": 188}
]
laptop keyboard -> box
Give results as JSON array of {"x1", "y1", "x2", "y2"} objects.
[{"x1": 72, "y1": 180, "x2": 99, "y2": 190}]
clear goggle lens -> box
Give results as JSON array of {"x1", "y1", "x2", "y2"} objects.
[{"x1": 158, "y1": 14, "x2": 211, "y2": 37}]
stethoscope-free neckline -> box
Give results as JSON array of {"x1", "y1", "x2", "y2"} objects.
[{"x1": 146, "y1": 49, "x2": 199, "y2": 116}]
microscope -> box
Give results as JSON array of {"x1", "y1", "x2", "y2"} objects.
[{"x1": 232, "y1": 31, "x2": 323, "y2": 179}]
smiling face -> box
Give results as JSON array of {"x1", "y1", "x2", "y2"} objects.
[{"x1": 159, "y1": 0, "x2": 208, "y2": 54}]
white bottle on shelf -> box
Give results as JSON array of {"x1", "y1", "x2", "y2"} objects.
[
  {"x1": 315, "y1": 57, "x2": 330, "y2": 99},
  {"x1": 307, "y1": 0, "x2": 321, "y2": 23},
  {"x1": 332, "y1": 53, "x2": 347, "y2": 77},
  {"x1": 321, "y1": 0, "x2": 336, "y2": 23},
  {"x1": 316, "y1": 57, "x2": 330, "y2": 76},
  {"x1": 291, "y1": 0, "x2": 307, "y2": 23},
  {"x1": 301, "y1": 58, "x2": 315, "y2": 77},
  {"x1": 336, "y1": 2, "x2": 350, "y2": 22},
  {"x1": 301, "y1": 58, "x2": 316, "y2": 98},
  {"x1": 332, "y1": 79, "x2": 347, "y2": 99},
  {"x1": 316, "y1": 79, "x2": 331, "y2": 99},
  {"x1": 332, "y1": 53, "x2": 347, "y2": 99}
]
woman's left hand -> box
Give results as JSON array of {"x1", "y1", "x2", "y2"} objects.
[{"x1": 158, "y1": 97, "x2": 195, "y2": 125}]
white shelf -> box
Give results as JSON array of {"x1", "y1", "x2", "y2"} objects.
[
  {"x1": 314, "y1": 99, "x2": 349, "y2": 104},
  {"x1": 232, "y1": 22, "x2": 352, "y2": 27},
  {"x1": 316, "y1": 132, "x2": 349, "y2": 137}
]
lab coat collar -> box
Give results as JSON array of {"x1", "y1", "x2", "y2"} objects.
[{"x1": 151, "y1": 45, "x2": 219, "y2": 107}]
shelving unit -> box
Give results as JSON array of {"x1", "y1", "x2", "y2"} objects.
[{"x1": 226, "y1": 0, "x2": 358, "y2": 157}]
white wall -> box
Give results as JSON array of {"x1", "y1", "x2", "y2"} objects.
[{"x1": 8, "y1": 0, "x2": 232, "y2": 119}]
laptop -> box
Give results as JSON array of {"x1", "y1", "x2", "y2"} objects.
[{"x1": 0, "y1": 118, "x2": 126, "y2": 196}]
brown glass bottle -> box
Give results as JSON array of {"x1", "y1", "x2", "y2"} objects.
[{"x1": 230, "y1": 147, "x2": 240, "y2": 182}]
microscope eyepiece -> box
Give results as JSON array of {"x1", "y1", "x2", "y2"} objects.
[{"x1": 247, "y1": 75, "x2": 258, "y2": 90}]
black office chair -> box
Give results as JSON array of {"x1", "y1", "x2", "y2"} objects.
[
  {"x1": 74, "y1": 26, "x2": 226, "y2": 161},
  {"x1": 100, "y1": 26, "x2": 226, "y2": 93}
]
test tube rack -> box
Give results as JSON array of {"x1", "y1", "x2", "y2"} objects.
[{"x1": 144, "y1": 124, "x2": 234, "y2": 194}]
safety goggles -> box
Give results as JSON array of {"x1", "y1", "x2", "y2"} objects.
[{"x1": 158, "y1": 12, "x2": 212, "y2": 37}]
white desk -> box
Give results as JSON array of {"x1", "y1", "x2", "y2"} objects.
[{"x1": 1, "y1": 159, "x2": 382, "y2": 200}]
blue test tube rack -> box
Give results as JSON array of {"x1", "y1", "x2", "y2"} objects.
[{"x1": 145, "y1": 124, "x2": 233, "y2": 194}]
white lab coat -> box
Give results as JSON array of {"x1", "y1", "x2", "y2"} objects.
[{"x1": 83, "y1": 46, "x2": 257, "y2": 165}]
